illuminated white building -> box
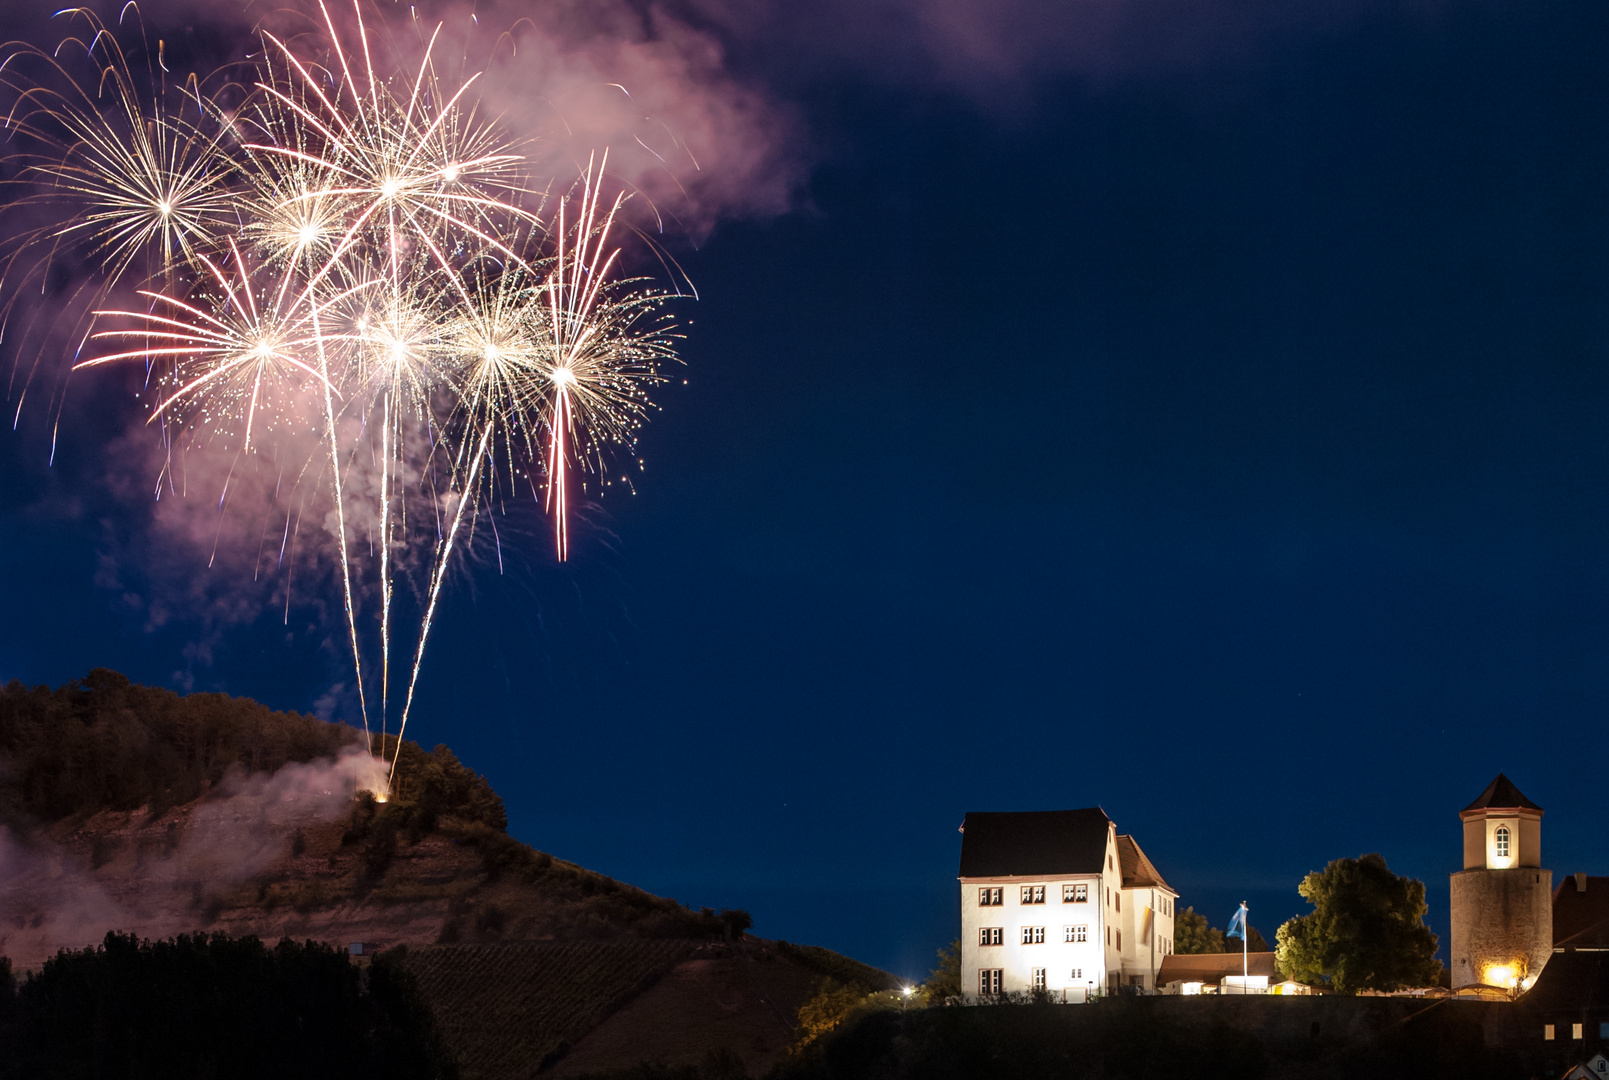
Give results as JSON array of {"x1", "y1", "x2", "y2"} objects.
[{"x1": 958, "y1": 808, "x2": 1178, "y2": 1000}]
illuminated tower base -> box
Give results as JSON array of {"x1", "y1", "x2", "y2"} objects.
[{"x1": 1448, "y1": 774, "x2": 1552, "y2": 991}]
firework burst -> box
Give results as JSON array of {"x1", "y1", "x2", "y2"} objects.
[{"x1": 1, "y1": 2, "x2": 686, "y2": 782}]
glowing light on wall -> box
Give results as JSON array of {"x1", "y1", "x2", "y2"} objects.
[{"x1": 1483, "y1": 963, "x2": 1517, "y2": 988}]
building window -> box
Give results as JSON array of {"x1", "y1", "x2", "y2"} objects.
[
  {"x1": 1071, "y1": 967, "x2": 1082, "y2": 980},
  {"x1": 1065, "y1": 925, "x2": 1088, "y2": 943},
  {"x1": 1599, "y1": 1021, "x2": 1609, "y2": 1039},
  {"x1": 1023, "y1": 926, "x2": 1045, "y2": 944},
  {"x1": 1106, "y1": 927, "x2": 1110, "y2": 946},
  {"x1": 1022, "y1": 885, "x2": 1046, "y2": 905},
  {"x1": 1574, "y1": 1023, "x2": 1584, "y2": 1040},
  {"x1": 979, "y1": 887, "x2": 1003, "y2": 906},
  {"x1": 1116, "y1": 891, "x2": 1121, "y2": 912},
  {"x1": 1117, "y1": 930, "x2": 1122, "y2": 951},
  {"x1": 1495, "y1": 826, "x2": 1511, "y2": 859},
  {"x1": 1544, "y1": 1024, "x2": 1554, "y2": 1040},
  {"x1": 979, "y1": 927, "x2": 1003, "y2": 946},
  {"x1": 980, "y1": 969, "x2": 1002, "y2": 996},
  {"x1": 1032, "y1": 967, "x2": 1046, "y2": 991},
  {"x1": 1064, "y1": 883, "x2": 1088, "y2": 903}
]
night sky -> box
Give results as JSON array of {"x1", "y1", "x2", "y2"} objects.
[{"x1": 2, "y1": 0, "x2": 1608, "y2": 980}]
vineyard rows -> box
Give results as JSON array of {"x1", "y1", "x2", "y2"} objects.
[{"x1": 404, "y1": 939, "x2": 696, "y2": 1080}]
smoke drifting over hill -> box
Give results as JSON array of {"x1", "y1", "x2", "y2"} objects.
[{"x1": 0, "y1": 748, "x2": 385, "y2": 966}]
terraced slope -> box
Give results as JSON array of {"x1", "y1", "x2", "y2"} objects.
[
  {"x1": 547, "y1": 940, "x2": 832, "y2": 1078},
  {"x1": 403, "y1": 940, "x2": 697, "y2": 1079}
]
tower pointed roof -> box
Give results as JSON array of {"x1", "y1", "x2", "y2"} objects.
[{"x1": 1462, "y1": 773, "x2": 1542, "y2": 813}]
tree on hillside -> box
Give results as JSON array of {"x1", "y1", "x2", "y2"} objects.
[
  {"x1": 0, "y1": 671, "x2": 508, "y2": 833},
  {"x1": 1275, "y1": 853, "x2": 1442, "y2": 994},
  {"x1": 0, "y1": 669, "x2": 357, "y2": 823},
  {"x1": 924, "y1": 939, "x2": 962, "y2": 1002}
]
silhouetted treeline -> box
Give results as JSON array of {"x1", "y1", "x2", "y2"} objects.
[
  {"x1": 0, "y1": 669, "x2": 507, "y2": 833},
  {"x1": 775, "y1": 941, "x2": 900, "y2": 993},
  {"x1": 371, "y1": 737, "x2": 508, "y2": 834},
  {"x1": 0, "y1": 669, "x2": 355, "y2": 822},
  {"x1": 0, "y1": 932, "x2": 456, "y2": 1079}
]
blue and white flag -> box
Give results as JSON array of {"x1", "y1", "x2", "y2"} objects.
[{"x1": 1226, "y1": 902, "x2": 1249, "y2": 941}]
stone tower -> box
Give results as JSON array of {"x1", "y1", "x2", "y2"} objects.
[{"x1": 1448, "y1": 774, "x2": 1552, "y2": 990}]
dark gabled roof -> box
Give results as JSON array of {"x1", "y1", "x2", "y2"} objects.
[
  {"x1": 1520, "y1": 950, "x2": 1609, "y2": 1013},
  {"x1": 1116, "y1": 834, "x2": 1173, "y2": 893},
  {"x1": 1553, "y1": 875, "x2": 1609, "y2": 949},
  {"x1": 1462, "y1": 773, "x2": 1543, "y2": 814},
  {"x1": 958, "y1": 808, "x2": 1111, "y2": 878},
  {"x1": 1156, "y1": 952, "x2": 1280, "y2": 985}
]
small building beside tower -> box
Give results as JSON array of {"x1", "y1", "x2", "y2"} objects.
[{"x1": 1449, "y1": 773, "x2": 1553, "y2": 991}]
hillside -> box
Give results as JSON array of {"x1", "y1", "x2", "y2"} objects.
[
  {"x1": 0, "y1": 670, "x2": 896, "y2": 1077},
  {"x1": 0, "y1": 670, "x2": 734, "y2": 966}
]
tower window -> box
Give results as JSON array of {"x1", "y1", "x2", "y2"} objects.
[{"x1": 1495, "y1": 826, "x2": 1511, "y2": 859}]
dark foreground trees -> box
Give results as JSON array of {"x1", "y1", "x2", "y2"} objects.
[
  {"x1": 1275, "y1": 853, "x2": 1442, "y2": 994},
  {"x1": 0, "y1": 932, "x2": 457, "y2": 1079},
  {"x1": 754, "y1": 995, "x2": 1525, "y2": 1080}
]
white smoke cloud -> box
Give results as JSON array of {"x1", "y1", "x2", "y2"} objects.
[
  {"x1": 147, "y1": 0, "x2": 808, "y2": 238},
  {"x1": 0, "y1": 748, "x2": 387, "y2": 969}
]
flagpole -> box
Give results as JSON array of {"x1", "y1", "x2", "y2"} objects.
[{"x1": 1242, "y1": 902, "x2": 1248, "y2": 985}]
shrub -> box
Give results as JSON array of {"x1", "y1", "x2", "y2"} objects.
[
  {"x1": 362, "y1": 817, "x2": 400, "y2": 880},
  {"x1": 719, "y1": 909, "x2": 753, "y2": 939}
]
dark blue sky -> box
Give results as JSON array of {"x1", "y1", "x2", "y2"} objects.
[{"x1": 3, "y1": 0, "x2": 1609, "y2": 978}]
